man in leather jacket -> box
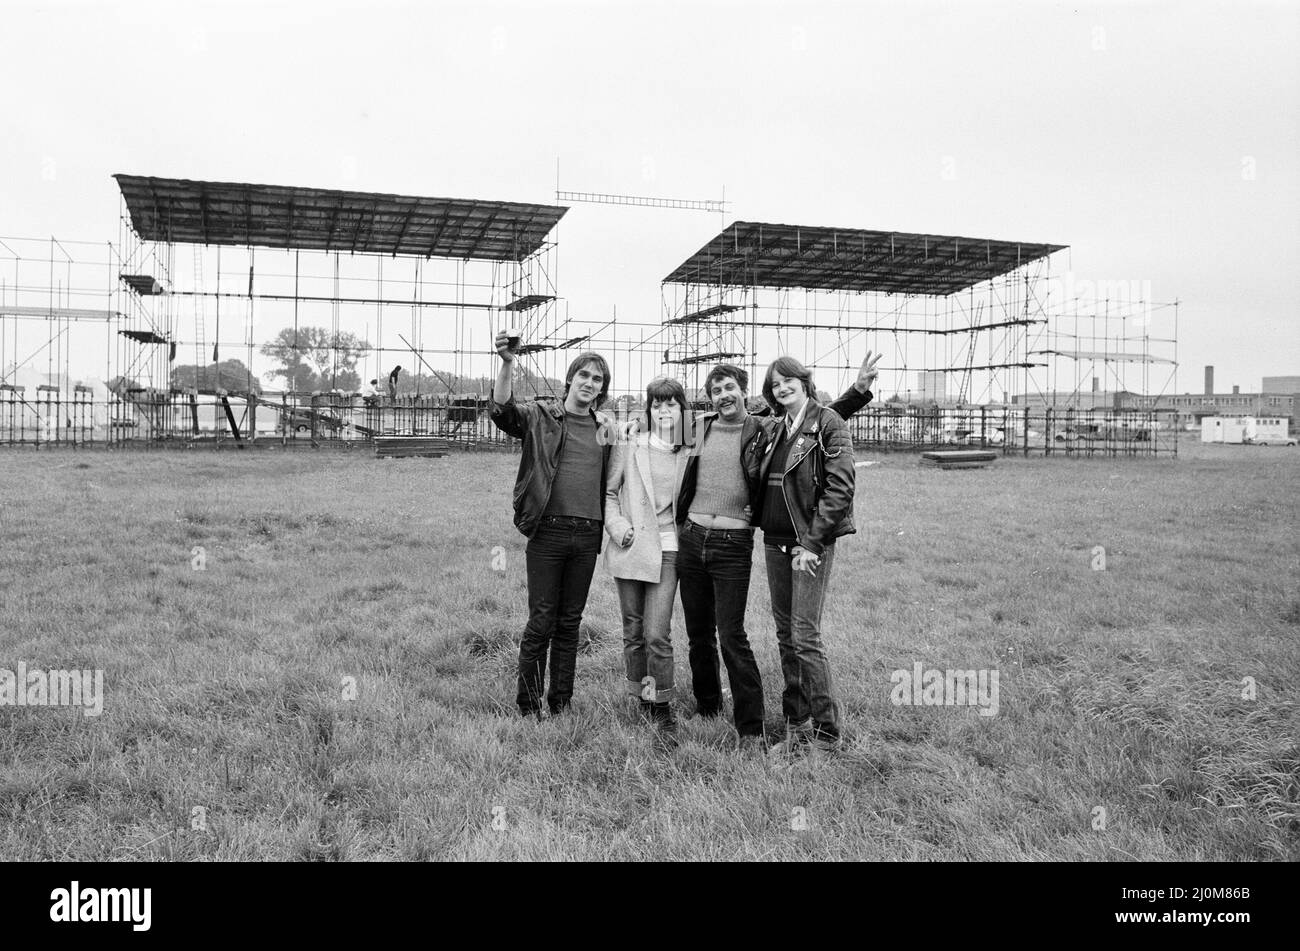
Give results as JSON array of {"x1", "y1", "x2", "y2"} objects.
[{"x1": 489, "y1": 330, "x2": 620, "y2": 718}]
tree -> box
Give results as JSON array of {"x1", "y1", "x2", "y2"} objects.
[
  {"x1": 171, "y1": 358, "x2": 260, "y2": 394},
  {"x1": 106, "y1": 375, "x2": 143, "y2": 396},
  {"x1": 260, "y1": 326, "x2": 370, "y2": 393}
]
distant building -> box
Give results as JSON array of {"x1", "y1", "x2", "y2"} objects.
[
  {"x1": 1125, "y1": 391, "x2": 1295, "y2": 429},
  {"x1": 1262, "y1": 376, "x2": 1300, "y2": 394},
  {"x1": 913, "y1": 371, "x2": 947, "y2": 404},
  {"x1": 1009, "y1": 390, "x2": 1132, "y2": 411},
  {"x1": 1118, "y1": 365, "x2": 1298, "y2": 430}
]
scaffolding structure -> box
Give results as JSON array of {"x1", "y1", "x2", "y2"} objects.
[
  {"x1": 2, "y1": 176, "x2": 575, "y2": 448},
  {"x1": 2, "y1": 182, "x2": 1180, "y2": 457},
  {"x1": 659, "y1": 222, "x2": 1178, "y2": 456},
  {"x1": 0, "y1": 236, "x2": 124, "y2": 446}
]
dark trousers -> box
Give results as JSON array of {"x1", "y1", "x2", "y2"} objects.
[
  {"x1": 518, "y1": 517, "x2": 601, "y2": 714},
  {"x1": 676, "y1": 519, "x2": 765, "y2": 736},
  {"x1": 763, "y1": 541, "x2": 840, "y2": 738}
]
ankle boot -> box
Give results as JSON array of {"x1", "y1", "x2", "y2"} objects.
[{"x1": 650, "y1": 702, "x2": 677, "y2": 732}]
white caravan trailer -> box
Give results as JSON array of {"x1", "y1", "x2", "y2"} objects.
[
  {"x1": 1201, "y1": 416, "x2": 1248, "y2": 443},
  {"x1": 1201, "y1": 415, "x2": 1295, "y2": 445}
]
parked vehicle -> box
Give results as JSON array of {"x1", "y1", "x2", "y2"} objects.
[{"x1": 1246, "y1": 435, "x2": 1297, "y2": 446}]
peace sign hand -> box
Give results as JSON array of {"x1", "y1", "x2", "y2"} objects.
[{"x1": 856, "y1": 350, "x2": 883, "y2": 394}]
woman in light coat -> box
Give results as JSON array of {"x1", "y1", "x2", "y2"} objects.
[{"x1": 604, "y1": 376, "x2": 692, "y2": 739}]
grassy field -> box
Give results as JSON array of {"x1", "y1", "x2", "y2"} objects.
[{"x1": 0, "y1": 438, "x2": 1296, "y2": 861}]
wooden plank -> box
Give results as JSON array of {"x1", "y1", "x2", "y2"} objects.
[
  {"x1": 920, "y1": 450, "x2": 998, "y2": 463},
  {"x1": 374, "y1": 435, "x2": 451, "y2": 459}
]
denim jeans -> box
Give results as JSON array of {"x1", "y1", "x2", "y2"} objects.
[
  {"x1": 763, "y1": 541, "x2": 839, "y2": 739},
  {"x1": 518, "y1": 516, "x2": 602, "y2": 714},
  {"x1": 677, "y1": 520, "x2": 765, "y2": 737},
  {"x1": 615, "y1": 551, "x2": 678, "y2": 702}
]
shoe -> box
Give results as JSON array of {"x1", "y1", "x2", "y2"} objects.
[
  {"x1": 650, "y1": 703, "x2": 679, "y2": 751},
  {"x1": 519, "y1": 707, "x2": 543, "y2": 721},
  {"x1": 806, "y1": 731, "x2": 844, "y2": 758},
  {"x1": 738, "y1": 734, "x2": 766, "y2": 757},
  {"x1": 767, "y1": 735, "x2": 805, "y2": 764},
  {"x1": 694, "y1": 703, "x2": 722, "y2": 720},
  {"x1": 767, "y1": 722, "x2": 813, "y2": 764},
  {"x1": 649, "y1": 702, "x2": 677, "y2": 728}
]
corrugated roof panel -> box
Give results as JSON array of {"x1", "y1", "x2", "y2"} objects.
[{"x1": 113, "y1": 175, "x2": 567, "y2": 261}]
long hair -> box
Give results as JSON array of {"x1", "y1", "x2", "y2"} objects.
[
  {"x1": 644, "y1": 376, "x2": 690, "y2": 450},
  {"x1": 563, "y1": 351, "x2": 611, "y2": 409},
  {"x1": 761, "y1": 356, "x2": 816, "y2": 416}
]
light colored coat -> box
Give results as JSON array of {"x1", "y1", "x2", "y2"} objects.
[{"x1": 604, "y1": 434, "x2": 690, "y2": 583}]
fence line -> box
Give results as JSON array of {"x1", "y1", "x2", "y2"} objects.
[{"x1": 0, "y1": 391, "x2": 1175, "y2": 456}]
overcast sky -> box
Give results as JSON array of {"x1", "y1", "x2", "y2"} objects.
[{"x1": 2, "y1": 0, "x2": 1296, "y2": 394}]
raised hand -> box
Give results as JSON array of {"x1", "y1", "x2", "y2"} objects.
[
  {"x1": 495, "y1": 329, "x2": 519, "y2": 361},
  {"x1": 856, "y1": 350, "x2": 882, "y2": 394}
]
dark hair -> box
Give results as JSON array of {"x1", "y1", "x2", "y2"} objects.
[
  {"x1": 762, "y1": 356, "x2": 816, "y2": 415},
  {"x1": 644, "y1": 376, "x2": 689, "y2": 449},
  {"x1": 563, "y1": 352, "x2": 611, "y2": 409},
  {"x1": 704, "y1": 363, "x2": 748, "y2": 398}
]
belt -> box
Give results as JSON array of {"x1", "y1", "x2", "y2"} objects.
[
  {"x1": 684, "y1": 518, "x2": 753, "y2": 541},
  {"x1": 540, "y1": 515, "x2": 601, "y2": 526}
]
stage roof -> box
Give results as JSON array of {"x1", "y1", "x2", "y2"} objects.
[
  {"x1": 663, "y1": 222, "x2": 1066, "y2": 296},
  {"x1": 113, "y1": 175, "x2": 567, "y2": 261}
]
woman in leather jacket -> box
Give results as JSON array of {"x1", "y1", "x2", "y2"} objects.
[{"x1": 755, "y1": 356, "x2": 857, "y2": 758}]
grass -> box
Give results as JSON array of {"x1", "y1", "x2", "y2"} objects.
[{"x1": 0, "y1": 439, "x2": 1296, "y2": 860}]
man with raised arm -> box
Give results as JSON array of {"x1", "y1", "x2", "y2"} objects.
[{"x1": 490, "y1": 328, "x2": 618, "y2": 718}]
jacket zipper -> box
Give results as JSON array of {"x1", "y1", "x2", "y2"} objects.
[
  {"x1": 780, "y1": 424, "x2": 803, "y2": 548},
  {"x1": 781, "y1": 416, "x2": 822, "y2": 549},
  {"x1": 534, "y1": 413, "x2": 566, "y2": 531}
]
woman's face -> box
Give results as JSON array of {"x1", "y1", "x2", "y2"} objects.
[
  {"x1": 769, "y1": 372, "x2": 805, "y2": 411},
  {"x1": 650, "y1": 397, "x2": 683, "y2": 440}
]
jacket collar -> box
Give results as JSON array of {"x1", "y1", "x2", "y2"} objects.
[
  {"x1": 777, "y1": 398, "x2": 824, "y2": 438},
  {"x1": 778, "y1": 400, "x2": 827, "y2": 472},
  {"x1": 543, "y1": 397, "x2": 610, "y2": 427}
]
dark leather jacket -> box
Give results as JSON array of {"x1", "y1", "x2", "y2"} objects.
[
  {"x1": 677, "y1": 384, "x2": 871, "y2": 529},
  {"x1": 754, "y1": 399, "x2": 857, "y2": 555},
  {"x1": 489, "y1": 396, "x2": 618, "y2": 538}
]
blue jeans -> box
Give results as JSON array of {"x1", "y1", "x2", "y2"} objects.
[
  {"x1": 615, "y1": 551, "x2": 678, "y2": 702},
  {"x1": 763, "y1": 541, "x2": 840, "y2": 739},
  {"x1": 677, "y1": 520, "x2": 765, "y2": 736},
  {"x1": 518, "y1": 517, "x2": 601, "y2": 714}
]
